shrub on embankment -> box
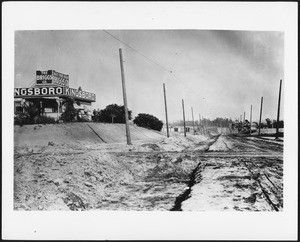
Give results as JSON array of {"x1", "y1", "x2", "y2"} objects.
[
  {"x1": 92, "y1": 104, "x2": 132, "y2": 123},
  {"x1": 14, "y1": 112, "x2": 56, "y2": 125},
  {"x1": 133, "y1": 113, "x2": 163, "y2": 131},
  {"x1": 59, "y1": 98, "x2": 78, "y2": 122}
]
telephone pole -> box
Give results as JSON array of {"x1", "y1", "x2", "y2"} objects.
[
  {"x1": 191, "y1": 107, "x2": 195, "y2": 135},
  {"x1": 249, "y1": 105, "x2": 252, "y2": 136},
  {"x1": 258, "y1": 97, "x2": 263, "y2": 136},
  {"x1": 119, "y1": 48, "x2": 132, "y2": 145},
  {"x1": 182, "y1": 99, "x2": 186, "y2": 137},
  {"x1": 163, "y1": 83, "x2": 169, "y2": 138},
  {"x1": 243, "y1": 111, "x2": 245, "y2": 122},
  {"x1": 276, "y1": 79, "x2": 282, "y2": 138},
  {"x1": 199, "y1": 113, "x2": 201, "y2": 134},
  {"x1": 202, "y1": 115, "x2": 205, "y2": 134}
]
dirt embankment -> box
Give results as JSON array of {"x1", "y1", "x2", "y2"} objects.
[
  {"x1": 14, "y1": 124, "x2": 283, "y2": 211},
  {"x1": 14, "y1": 123, "x2": 218, "y2": 211},
  {"x1": 14, "y1": 122, "x2": 164, "y2": 148}
]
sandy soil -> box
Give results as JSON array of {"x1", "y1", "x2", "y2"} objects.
[
  {"x1": 181, "y1": 135, "x2": 283, "y2": 211},
  {"x1": 14, "y1": 123, "x2": 283, "y2": 211}
]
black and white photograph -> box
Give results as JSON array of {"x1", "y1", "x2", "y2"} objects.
[
  {"x1": 2, "y1": 2, "x2": 298, "y2": 240},
  {"x1": 13, "y1": 29, "x2": 285, "y2": 212}
]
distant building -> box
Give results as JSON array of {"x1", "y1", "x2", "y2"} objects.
[
  {"x1": 14, "y1": 70, "x2": 96, "y2": 121},
  {"x1": 162, "y1": 125, "x2": 192, "y2": 133}
]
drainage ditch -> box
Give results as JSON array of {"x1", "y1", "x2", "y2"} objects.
[
  {"x1": 170, "y1": 134, "x2": 222, "y2": 211},
  {"x1": 170, "y1": 162, "x2": 202, "y2": 211},
  {"x1": 170, "y1": 161, "x2": 204, "y2": 211}
]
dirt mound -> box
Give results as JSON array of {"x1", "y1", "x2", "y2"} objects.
[
  {"x1": 13, "y1": 124, "x2": 213, "y2": 211},
  {"x1": 208, "y1": 135, "x2": 233, "y2": 151},
  {"x1": 14, "y1": 133, "x2": 208, "y2": 211}
]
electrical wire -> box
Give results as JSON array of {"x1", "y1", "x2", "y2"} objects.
[
  {"x1": 103, "y1": 30, "x2": 201, "y2": 92},
  {"x1": 103, "y1": 30, "x2": 205, "y2": 110},
  {"x1": 103, "y1": 30, "x2": 197, "y2": 89},
  {"x1": 103, "y1": 30, "x2": 172, "y2": 73}
]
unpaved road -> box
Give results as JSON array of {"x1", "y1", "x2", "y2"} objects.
[
  {"x1": 14, "y1": 132, "x2": 283, "y2": 211},
  {"x1": 180, "y1": 135, "x2": 283, "y2": 211}
]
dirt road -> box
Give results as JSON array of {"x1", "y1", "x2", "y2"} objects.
[
  {"x1": 179, "y1": 135, "x2": 283, "y2": 211},
  {"x1": 14, "y1": 130, "x2": 283, "y2": 211}
]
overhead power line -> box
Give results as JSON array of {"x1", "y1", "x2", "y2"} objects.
[
  {"x1": 103, "y1": 30, "x2": 172, "y2": 73},
  {"x1": 103, "y1": 30, "x2": 203, "y2": 100}
]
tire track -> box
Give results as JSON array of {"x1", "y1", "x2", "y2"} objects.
[
  {"x1": 170, "y1": 134, "x2": 283, "y2": 211},
  {"x1": 242, "y1": 159, "x2": 282, "y2": 211}
]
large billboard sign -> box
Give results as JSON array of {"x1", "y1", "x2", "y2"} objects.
[
  {"x1": 52, "y1": 71, "x2": 69, "y2": 86},
  {"x1": 36, "y1": 70, "x2": 53, "y2": 85},
  {"x1": 14, "y1": 86, "x2": 96, "y2": 102},
  {"x1": 36, "y1": 70, "x2": 69, "y2": 87}
]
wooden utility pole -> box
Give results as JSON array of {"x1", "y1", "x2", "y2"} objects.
[
  {"x1": 258, "y1": 97, "x2": 263, "y2": 135},
  {"x1": 276, "y1": 79, "x2": 282, "y2": 137},
  {"x1": 191, "y1": 107, "x2": 195, "y2": 135},
  {"x1": 249, "y1": 105, "x2": 252, "y2": 136},
  {"x1": 119, "y1": 48, "x2": 132, "y2": 145},
  {"x1": 182, "y1": 99, "x2": 186, "y2": 137},
  {"x1": 243, "y1": 111, "x2": 245, "y2": 122},
  {"x1": 199, "y1": 113, "x2": 201, "y2": 134},
  {"x1": 163, "y1": 83, "x2": 169, "y2": 137}
]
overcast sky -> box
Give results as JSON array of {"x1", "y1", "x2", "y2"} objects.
[{"x1": 15, "y1": 30, "x2": 284, "y2": 122}]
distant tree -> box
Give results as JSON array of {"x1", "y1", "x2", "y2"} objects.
[
  {"x1": 92, "y1": 109, "x2": 97, "y2": 121},
  {"x1": 92, "y1": 109, "x2": 102, "y2": 122},
  {"x1": 23, "y1": 102, "x2": 40, "y2": 123},
  {"x1": 212, "y1": 117, "x2": 231, "y2": 127},
  {"x1": 273, "y1": 120, "x2": 284, "y2": 129},
  {"x1": 60, "y1": 97, "x2": 77, "y2": 122},
  {"x1": 173, "y1": 117, "x2": 233, "y2": 128},
  {"x1": 98, "y1": 104, "x2": 132, "y2": 123},
  {"x1": 133, "y1": 113, "x2": 163, "y2": 131},
  {"x1": 252, "y1": 122, "x2": 259, "y2": 128},
  {"x1": 265, "y1": 118, "x2": 273, "y2": 128},
  {"x1": 258, "y1": 122, "x2": 267, "y2": 129}
]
